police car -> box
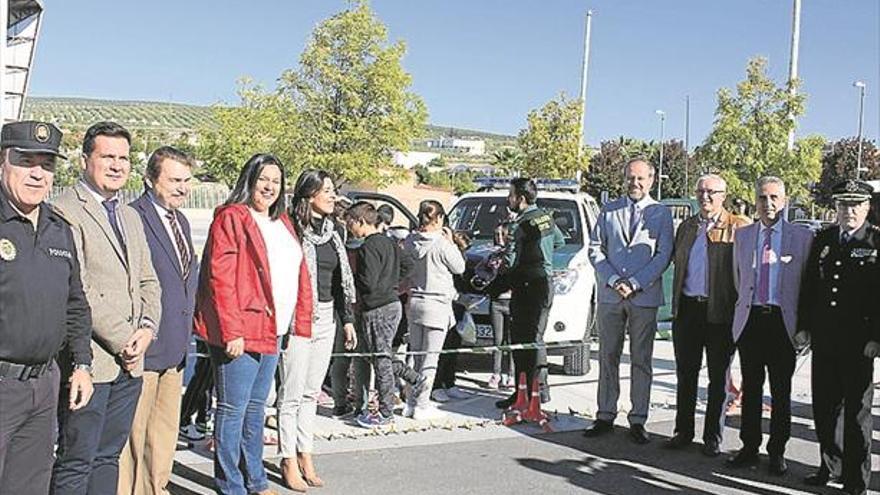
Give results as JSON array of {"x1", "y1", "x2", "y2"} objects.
[{"x1": 447, "y1": 178, "x2": 600, "y2": 376}]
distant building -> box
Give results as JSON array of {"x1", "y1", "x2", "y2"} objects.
[
  {"x1": 448, "y1": 162, "x2": 497, "y2": 175},
  {"x1": 427, "y1": 137, "x2": 486, "y2": 156},
  {"x1": 392, "y1": 151, "x2": 441, "y2": 169}
]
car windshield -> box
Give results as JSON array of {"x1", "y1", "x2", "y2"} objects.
[{"x1": 449, "y1": 196, "x2": 583, "y2": 245}]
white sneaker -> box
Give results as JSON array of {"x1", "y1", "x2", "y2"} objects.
[
  {"x1": 412, "y1": 405, "x2": 446, "y2": 421},
  {"x1": 430, "y1": 389, "x2": 450, "y2": 403},
  {"x1": 402, "y1": 403, "x2": 415, "y2": 418},
  {"x1": 445, "y1": 386, "x2": 470, "y2": 400}
]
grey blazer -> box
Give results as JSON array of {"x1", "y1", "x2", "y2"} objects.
[
  {"x1": 588, "y1": 196, "x2": 674, "y2": 308},
  {"x1": 731, "y1": 220, "x2": 813, "y2": 344},
  {"x1": 53, "y1": 183, "x2": 162, "y2": 383}
]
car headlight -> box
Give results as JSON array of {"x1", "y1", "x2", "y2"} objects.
[{"x1": 552, "y1": 269, "x2": 579, "y2": 295}]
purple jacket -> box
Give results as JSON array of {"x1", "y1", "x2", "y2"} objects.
[{"x1": 731, "y1": 220, "x2": 813, "y2": 344}]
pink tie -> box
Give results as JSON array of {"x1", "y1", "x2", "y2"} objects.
[{"x1": 757, "y1": 228, "x2": 772, "y2": 304}]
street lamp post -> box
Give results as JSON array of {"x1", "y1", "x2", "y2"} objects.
[
  {"x1": 854, "y1": 81, "x2": 866, "y2": 179},
  {"x1": 656, "y1": 110, "x2": 666, "y2": 200}
]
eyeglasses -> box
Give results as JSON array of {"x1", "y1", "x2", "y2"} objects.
[{"x1": 695, "y1": 189, "x2": 726, "y2": 197}]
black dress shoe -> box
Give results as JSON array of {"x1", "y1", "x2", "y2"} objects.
[
  {"x1": 767, "y1": 455, "x2": 787, "y2": 475},
  {"x1": 629, "y1": 424, "x2": 650, "y2": 445},
  {"x1": 803, "y1": 466, "x2": 830, "y2": 486},
  {"x1": 726, "y1": 449, "x2": 759, "y2": 468},
  {"x1": 842, "y1": 485, "x2": 867, "y2": 495},
  {"x1": 663, "y1": 434, "x2": 692, "y2": 449},
  {"x1": 582, "y1": 419, "x2": 613, "y2": 437},
  {"x1": 701, "y1": 439, "x2": 721, "y2": 457},
  {"x1": 495, "y1": 393, "x2": 516, "y2": 409}
]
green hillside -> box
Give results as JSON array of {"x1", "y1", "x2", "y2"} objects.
[
  {"x1": 23, "y1": 97, "x2": 215, "y2": 131},
  {"x1": 23, "y1": 97, "x2": 516, "y2": 153}
]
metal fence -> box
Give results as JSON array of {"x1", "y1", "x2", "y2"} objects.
[{"x1": 47, "y1": 184, "x2": 230, "y2": 210}]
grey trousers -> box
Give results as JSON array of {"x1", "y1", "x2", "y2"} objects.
[
  {"x1": 360, "y1": 302, "x2": 403, "y2": 417},
  {"x1": 407, "y1": 323, "x2": 448, "y2": 408},
  {"x1": 596, "y1": 300, "x2": 658, "y2": 426},
  {"x1": 277, "y1": 301, "x2": 336, "y2": 456}
]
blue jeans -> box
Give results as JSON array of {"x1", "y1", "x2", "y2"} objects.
[{"x1": 210, "y1": 342, "x2": 279, "y2": 495}]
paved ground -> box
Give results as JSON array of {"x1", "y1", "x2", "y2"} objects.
[{"x1": 166, "y1": 340, "x2": 880, "y2": 494}]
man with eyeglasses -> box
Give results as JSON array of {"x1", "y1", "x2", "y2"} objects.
[
  {"x1": 797, "y1": 179, "x2": 880, "y2": 495},
  {"x1": 0, "y1": 121, "x2": 93, "y2": 495},
  {"x1": 664, "y1": 174, "x2": 749, "y2": 456}
]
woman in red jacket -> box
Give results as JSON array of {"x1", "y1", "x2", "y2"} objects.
[{"x1": 194, "y1": 153, "x2": 311, "y2": 495}]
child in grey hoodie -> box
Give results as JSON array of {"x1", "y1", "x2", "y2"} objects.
[{"x1": 402, "y1": 200, "x2": 465, "y2": 420}]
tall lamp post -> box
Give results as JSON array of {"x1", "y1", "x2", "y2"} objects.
[
  {"x1": 656, "y1": 110, "x2": 666, "y2": 200},
  {"x1": 854, "y1": 81, "x2": 867, "y2": 179}
]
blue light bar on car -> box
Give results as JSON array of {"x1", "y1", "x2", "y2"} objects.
[{"x1": 474, "y1": 177, "x2": 580, "y2": 193}]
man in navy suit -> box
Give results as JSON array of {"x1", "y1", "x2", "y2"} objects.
[{"x1": 119, "y1": 147, "x2": 198, "y2": 495}]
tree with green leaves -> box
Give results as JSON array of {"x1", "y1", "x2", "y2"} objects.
[
  {"x1": 649, "y1": 139, "x2": 696, "y2": 200},
  {"x1": 584, "y1": 137, "x2": 653, "y2": 199},
  {"x1": 491, "y1": 148, "x2": 522, "y2": 176},
  {"x1": 516, "y1": 93, "x2": 588, "y2": 179},
  {"x1": 696, "y1": 57, "x2": 825, "y2": 202},
  {"x1": 815, "y1": 138, "x2": 878, "y2": 206},
  {"x1": 279, "y1": 0, "x2": 426, "y2": 186},
  {"x1": 198, "y1": 0, "x2": 426, "y2": 187}
]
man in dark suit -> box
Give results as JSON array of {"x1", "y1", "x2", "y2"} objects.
[
  {"x1": 52, "y1": 122, "x2": 162, "y2": 494},
  {"x1": 798, "y1": 180, "x2": 880, "y2": 495},
  {"x1": 119, "y1": 147, "x2": 198, "y2": 495},
  {"x1": 665, "y1": 174, "x2": 749, "y2": 456},
  {"x1": 727, "y1": 176, "x2": 813, "y2": 475}
]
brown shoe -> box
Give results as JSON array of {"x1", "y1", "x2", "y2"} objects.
[
  {"x1": 281, "y1": 458, "x2": 308, "y2": 492},
  {"x1": 297, "y1": 452, "x2": 325, "y2": 488}
]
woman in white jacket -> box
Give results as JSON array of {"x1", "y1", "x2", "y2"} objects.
[{"x1": 403, "y1": 200, "x2": 466, "y2": 419}]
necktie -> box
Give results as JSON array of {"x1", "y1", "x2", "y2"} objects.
[
  {"x1": 757, "y1": 227, "x2": 772, "y2": 304},
  {"x1": 841, "y1": 232, "x2": 850, "y2": 245},
  {"x1": 166, "y1": 210, "x2": 191, "y2": 278},
  {"x1": 629, "y1": 203, "x2": 640, "y2": 239},
  {"x1": 102, "y1": 199, "x2": 126, "y2": 254}
]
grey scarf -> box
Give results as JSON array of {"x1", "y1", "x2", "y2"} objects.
[{"x1": 302, "y1": 217, "x2": 356, "y2": 319}]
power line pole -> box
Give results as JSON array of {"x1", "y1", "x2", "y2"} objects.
[
  {"x1": 578, "y1": 10, "x2": 593, "y2": 157},
  {"x1": 684, "y1": 95, "x2": 690, "y2": 195},
  {"x1": 786, "y1": 0, "x2": 802, "y2": 151}
]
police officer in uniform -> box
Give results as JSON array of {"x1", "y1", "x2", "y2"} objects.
[
  {"x1": 797, "y1": 179, "x2": 880, "y2": 495},
  {"x1": 495, "y1": 177, "x2": 563, "y2": 408},
  {"x1": 0, "y1": 121, "x2": 93, "y2": 494}
]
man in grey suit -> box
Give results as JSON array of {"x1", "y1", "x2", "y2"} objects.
[
  {"x1": 585, "y1": 158, "x2": 674, "y2": 444},
  {"x1": 726, "y1": 176, "x2": 812, "y2": 475},
  {"x1": 51, "y1": 122, "x2": 162, "y2": 495}
]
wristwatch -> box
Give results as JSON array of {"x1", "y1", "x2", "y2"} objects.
[{"x1": 73, "y1": 363, "x2": 93, "y2": 376}]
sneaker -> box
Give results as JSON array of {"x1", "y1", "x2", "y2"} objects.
[
  {"x1": 412, "y1": 405, "x2": 446, "y2": 421},
  {"x1": 332, "y1": 404, "x2": 355, "y2": 418},
  {"x1": 430, "y1": 389, "x2": 450, "y2": 403},
  {"x1": 402, "y1": 403, "x2": 415, "y2": 418},
  {"x1": 445, "y1": 386, "x2": 470, "y2": 400},
  {"x1": 487, "y1": 374, "x2": 501, "y2": 390},
  {"x1": 179, "y1": 424, "x2": 205, "y2": 441},
  {"x1": 356, "y1": 411, "x2": 393, "y2": 428}
]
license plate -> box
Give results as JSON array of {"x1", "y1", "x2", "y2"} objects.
[{"x1": 475, "y1": 324, "x2": 494, "y2": 339}]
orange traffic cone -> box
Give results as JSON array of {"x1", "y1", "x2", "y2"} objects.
[
  {"x1": 501, "y1": 409, "x2": 522, "y2": 426},
  {"x1": 510, "y1": 372, "x2": 529, "y2": 412},
  {"x1": 522, "y1": 376, "x2": 550, "y2": 424}
]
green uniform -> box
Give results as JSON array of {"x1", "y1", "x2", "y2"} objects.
[{"x1": 505, "y1": 205, "x2": 563, "y2": 403}]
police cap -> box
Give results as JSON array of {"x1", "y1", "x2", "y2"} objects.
[
  {"x1": 831, "y1": 179, "x2": 874, "y2": 204},
  {"x1": 0, "y1": 120, "x2": 66, "y2": 159}
]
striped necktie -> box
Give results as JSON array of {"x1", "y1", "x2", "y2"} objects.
[{"x1": 166, "y1": 210, "x2": 191, "y2": 278}]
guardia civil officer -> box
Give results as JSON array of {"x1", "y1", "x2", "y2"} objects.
[
  {"x1": 797, "y1": 179, "x2": 880, "y2": 495},
  {"x1": 0, "y1": 121, "x2": 93, "y2": 495},
  {"x1": 495, "y1": 177, "x2": 564, "y2": 408}
]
